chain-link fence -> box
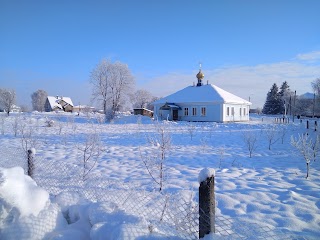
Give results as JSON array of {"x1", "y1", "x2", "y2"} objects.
[{"x1": 1, "y1": 145, "x2": 291, "y2": 239}]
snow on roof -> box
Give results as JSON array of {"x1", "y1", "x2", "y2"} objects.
[
  {"x1": 47, "y1": 96, "x2": 74, "y2": 109},
  {"x1": 153, "y1": 84, "x2": 251, "y2": 105}
]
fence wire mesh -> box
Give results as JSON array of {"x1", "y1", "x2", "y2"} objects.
[{"x1": 0, "y1": 145, "x2": 291, "y2": 239}]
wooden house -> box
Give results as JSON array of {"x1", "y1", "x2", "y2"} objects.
[
  {"x1": 45, "y1": 96, "x2": 74, "y2": 112},
  {"x1": 133, "y1": 108, "x2": 153, "y2": 117}
]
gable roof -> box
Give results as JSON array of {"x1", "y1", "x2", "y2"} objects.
[
  {"x1": 47, "y1": 96, "x2": 74, "y2": 110},
  {"x1": 153, "y1": 84, "x2": 251, "y2": 105}
]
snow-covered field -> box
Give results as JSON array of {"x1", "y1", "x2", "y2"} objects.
[{"x1": 0, "y1": 112, "x2": 319, "y2": 239}]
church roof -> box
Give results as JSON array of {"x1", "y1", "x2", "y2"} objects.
[{"x1": 154, "y1": 84, "x2": 251, "y2": 105}]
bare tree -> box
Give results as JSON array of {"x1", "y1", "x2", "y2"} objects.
[
  {"x1": 108, "y1": 61, "x2": 134, "y2": 117},
  {"x1": 0, "y1": 88, "x2": 16, "y2": 116},
  {"x1": 12, "y1": 113, "x2": 22, "y2": 137},
  {"x1": 265, "y1": 125, "x2": 279, "y2": 150},
  {"x1": 187, "y1": 123, "x2": 196, "y2": 140},
  {"x1": 279, "y1": 125, "x2": 287, "y2": 144},
  {"x1": 90, "y1": 59, "x2": 112, "y2": 115},
  {"x1": 311, "y1": 78, "x2": 320, "y2": 95},
  {"x1": 31, "y1": 89, "x2": 48, "y2": 112},
  {"x1": 55, "y1": 114, "x2": 65, "y2": 135},
  {"x1": 218, "y1": 147, "x2": 225, "y2": 169},
  {"x1": 311, "y1": 135, "x2": 320, "y2": 161},
  {"x1": 77, "y1": 132, "x2": 103, "y2": 181},
  {"x1": 140, "y1": 121, "x2": 171, "y2": 191},
  {"x1": 130, "y1": 89, "x2": 153, "y2": 109},
  {"x1": 146, "y1": 96, "x2": 160, "y2": 111},
  {"x1": 89, "y1": 59, "x2": 135, "y2": 121},
  {"x1": 242, "y1": 130, "x2": 258, "y2": 158},
  {"x1": 200, "y1": 135, "x2": 209, "y2": 153},
  {"x1": 291, "y1": 133, "x2": 319, "y2": 178},
  {"x1": 311, "y1": 78, "x2": 320, "y2": 115}
]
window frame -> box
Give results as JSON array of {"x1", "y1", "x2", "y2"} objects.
[
  {"x1": 192, "y1": 107, "x2": 197, "y2": 116},
  {"x1": 184, "y1": 107, "x2": 189, "y2": 116},
  {"x1": 201, "y1": 107, "x2": 206, "y2": 116}
]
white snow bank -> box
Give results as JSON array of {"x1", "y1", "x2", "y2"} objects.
[
  {"x1": 0, "y1": 167, "x2": 67, "y2": 240},
  {"x1": 0, "y1": 167, "x2": 48, "y2": 216},
  {"x1": 0, "y1": 167, "x2": 176, "y2": 239},
  {"x1": 53, "y1": 191, "x2": 87, "y2": 213},
  {"x1": 198, "y1": 167, "x2": 215, "y2": 183}
]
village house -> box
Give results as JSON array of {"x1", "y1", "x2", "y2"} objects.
[
  {"x1": 133, "y1": 108, "x2": 153, "y2": 117},
  {"x1": 45, "y1": 96, "x2": 74, "y2": 112},
  {"x1": 153, "y1": 67, "x2": 251, "y2": 122}
]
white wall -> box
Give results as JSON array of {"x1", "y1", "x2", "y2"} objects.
[
  {"x1": 222, "y1": 104, "x2": 250, "y2": 122},
  {"x1": 153, "y1": 105, "x2": 171, "y2": 121},
  {"x1": 176, "y1": 103, "x2": 223, "y2": 122},
  {"x1": 154, "y1": 102, "x2": 250, "y2": 122}
]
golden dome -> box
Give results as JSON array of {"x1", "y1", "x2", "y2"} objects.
[{"x1": 196, "y1": 70, "x2": 204, "y2": 80}]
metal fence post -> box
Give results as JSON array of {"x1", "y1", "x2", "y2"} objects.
[
  {"x1": 27, "y1": 149, "x2": 34, "y2": 178},
  {"x1": 307, "y1": 120, "x2": 309, "y2": 129},
  {"x1": 199, "y1": 170, "x2": 215, "y2": 238}
]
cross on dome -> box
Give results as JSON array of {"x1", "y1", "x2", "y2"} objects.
[{"x1": 196, "y1": 62, "x2": 204, "y2": 86}]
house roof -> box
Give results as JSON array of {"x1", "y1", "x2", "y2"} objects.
[
  {"x1": 47, "y1": 96, "x2": 74, "y2": 109},
  {"x1": 153, "y1": 84, "x2": 251, "y2": 105},
  {"x1": 159, "y1": 103, "x2": 181, "y2": 110}
]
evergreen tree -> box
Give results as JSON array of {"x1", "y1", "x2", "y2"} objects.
[{"x1": 262, "y1": 83, "x2": 282, "y2": 114}]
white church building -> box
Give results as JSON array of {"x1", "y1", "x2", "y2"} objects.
[{"x1": 153, "y1": 68, "x2": 251, "y2": 122}]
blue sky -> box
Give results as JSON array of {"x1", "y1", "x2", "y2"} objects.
[{"x1": 1, "y1": 0, "x2": 320, "y2": 109}]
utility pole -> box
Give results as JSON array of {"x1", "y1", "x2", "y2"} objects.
[
  {"x1": 293, "y1": 90, "x2": 296, "y2": 122},
  {"x1": 289, "y1": 95, "x2": 292, "y2": 116}
]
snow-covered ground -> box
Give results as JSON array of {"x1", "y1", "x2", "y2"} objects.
[{"x1": 0, "y1": 112, "x2": 319, "y2": 239}]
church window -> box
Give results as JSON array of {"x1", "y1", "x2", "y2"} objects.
[
  {"x1": 184, "y1": 108, "x2": 189, "y2": 116},
  {"x1": 192, "y1": 107, "x2": 197, "y2": 116},
  {"x1": 201, "y1": 107, "x2": 206, "y2": 116},
  {"x1": 227, "y1": 107, "x2": 230, "y2": 116}
]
